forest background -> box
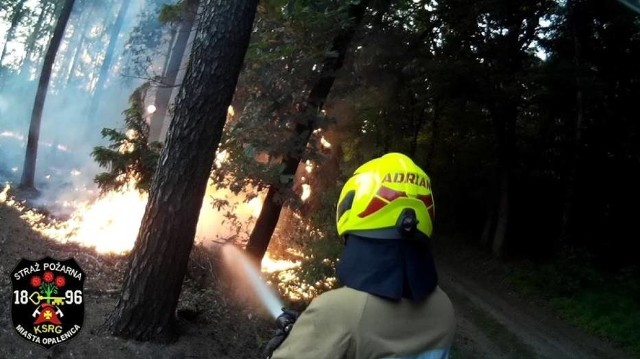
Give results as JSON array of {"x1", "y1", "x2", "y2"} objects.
[{"x1": 1, "y1": 0, "x2": 640, "y2": 357}]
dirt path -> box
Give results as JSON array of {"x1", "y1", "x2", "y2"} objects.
[{"x1": 438, "y1": 258, "x2": 635, "y2": 359}]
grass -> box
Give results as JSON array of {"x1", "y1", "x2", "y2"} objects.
[
  {"x1": 551, "y1": 290, "x2": 640, "y2": 356},
  {"x1": 507, "y1": 254, "x2": 640, "y2": 358}
]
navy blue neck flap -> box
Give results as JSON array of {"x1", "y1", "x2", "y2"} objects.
[{"x1": 336, "y1": 234, "x2": 438, "y2": 301}]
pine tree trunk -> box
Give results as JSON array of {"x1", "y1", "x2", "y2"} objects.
[
  {"x1": 245, "y1": 187, "x2": 282, "y2": 263},
  {"x1": 245, "y1": 0, "x2": 369, "y2": 262},
  {"x1": 106, "y1": 0, "x2": 258, "y2": 342},
  {"x1": 149, "y1": 0, "x2": 200, "y2": 142},
  {"x1": 19, "y1": 0, "x2": 76, "y2": 190}
]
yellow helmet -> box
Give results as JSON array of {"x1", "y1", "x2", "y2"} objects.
[{"x1": 336, "y1": 153, "x2": 435, "y2": 239}]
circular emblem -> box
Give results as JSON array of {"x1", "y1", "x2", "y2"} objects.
[{"x1": 10, "y1": 257, "x2": 85, "y2": 349}]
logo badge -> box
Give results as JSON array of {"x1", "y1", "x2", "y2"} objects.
[{"x1": 10, "y1": 257, "x2": 85, "y2": 349}]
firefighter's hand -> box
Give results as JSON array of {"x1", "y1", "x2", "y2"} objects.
[
  {"x1": 263, "y1": 308, "x2": 299, "y2": 359},
  {"x1": 276, "y1": 307, "x2": 299, "y2": 332}
]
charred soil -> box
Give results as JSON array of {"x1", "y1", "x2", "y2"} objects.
[{"x1": 0, "y1": 202, "x2": 272, "y2": 359}]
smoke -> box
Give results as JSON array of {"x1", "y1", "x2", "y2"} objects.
[
  {"x1": 0, "y1": 0, "x2": 150, "y2": 198},
  {"x1": 0, "y1": 0, "x2": 264, "y2": 250}
]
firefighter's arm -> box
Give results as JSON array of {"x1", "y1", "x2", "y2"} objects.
[{"x1": 269, "y1": 293, "x2": 353, "y2": 359}]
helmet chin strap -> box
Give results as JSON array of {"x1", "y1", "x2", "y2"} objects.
[{"x1": 397, "y1": 208, "x2": 419, "y2": 237}]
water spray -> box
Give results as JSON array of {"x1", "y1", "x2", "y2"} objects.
[
  {"x1": 222, "y1": 244, "x2": 284, "y2": 319},
  {"x1": 222, "y1": 245, "x2": 300, "y2": 358}
]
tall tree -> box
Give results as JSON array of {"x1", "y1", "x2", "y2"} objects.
[
  {"x1": 245, "y1": 0, "x2": 370, "y2": 262},
  {"x1": 148, "y1": 0, "x2": 201, "y2": 142},
  {"x1": 86, "y1": 0, "x2": 133, "y2": 120},
  {"x1": 0, "y1": 0, "x2": 28, "y2": 88},
  {"x1": 106, "y1": 0, "x2": 259, "y2": 342},
  {"x1": 19, "y1": 0, "x2": 76, "y2": 190},
  {"x1": 19, "y1": 0, "x2": 57, "y2": 77},
  {"x1": 436, "y1": 0, "x2": 553, "y2": 256},
  {"x1": 558, "y1": 0, "x2": 584, "y2": 246}
]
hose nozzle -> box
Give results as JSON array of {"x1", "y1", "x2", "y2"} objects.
[{"x1": 276, "y1": 307, "x2": 299, "y2": 334}]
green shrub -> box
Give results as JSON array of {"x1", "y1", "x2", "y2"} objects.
[{"x1": 507, "y1": 251, "x2": 640, "y2": 357}]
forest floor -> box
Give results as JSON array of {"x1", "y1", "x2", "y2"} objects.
[{"x1": 0, "y1": 198, "x2": 637, "y2": 359}]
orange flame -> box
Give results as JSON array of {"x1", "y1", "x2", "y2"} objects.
[{"x1": 3, "y1": 177, "x2": 265, "y2": 255}]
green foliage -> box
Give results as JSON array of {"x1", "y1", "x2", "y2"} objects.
[
  {"x1": 120, "y1": 0, "x2": 171, "y2": 80},
  {"x1": 266, "y1": 213, "x2": 343, "y2": 307},
  {"x1": 296, "y1": 236, "x2": 342, "y2": 286},
  {"x1": 212, "y1": 0, "x2": 348, "y2": 207},
  {"x1": 91, "y1": 84, "x2": 161, "y2": 193},
  {"x1": 159, "y1": 0, "x2": 197, "y2": 24},
  {"x1": 507, "y1": 249, "x2": 603, "y2": 297},
  {"x1": 264, "y1": 181, "x2": 344, "y2": 307},
  {"x1": 552, "y1": 290, "x2": 640, "y2": 356},
  {"x1": 507, "y1": 253, "x2": 640, "y2": 356}
]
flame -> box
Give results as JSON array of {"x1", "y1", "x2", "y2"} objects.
[
  {"x1": 0, "y1": 183, "x2": 9, "y2": 202},
  {"x1": 272, "y1": 267, "x2": 338, "y2": 302},
  {"x1": 320, "y1": 136, "x2": 332, "y2": 149},
  {"x1": 215, "y1": 149, "x2": 229, "y2": 168},
  {"x1": 259, "y1": 247, "x2": 337, "y2": 302},
  {"x1": 305, "y1": 160, "x2": 313, "y2": 173},
  {"x1": 300, "y1": 184, "x2": 311, "y2": 202},
  {"x1": 14, "y1": 181, "x2": 148, "y2": 254},
  {"x1": 247, "y1": 196, "x2": 263, "y2": 217},
  {"x1": 2, "y1": 175, "x2": 266, "y2": 255},
  {"x1": 0, "y1": 131, "x2": 25, "y2": 141},
  {"x1": 261, "y1": 253, "x2": 300, "y2": 274}
]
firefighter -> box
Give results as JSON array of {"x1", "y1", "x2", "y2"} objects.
[{"x1": 265, "y1": 152, "x2": 456, "y2": 359}]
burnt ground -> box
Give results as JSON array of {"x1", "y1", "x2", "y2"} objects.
[{"x1": 0, "y1": 198, "x2": 637, "y2": 359}]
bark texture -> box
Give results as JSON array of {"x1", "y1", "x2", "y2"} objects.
[
  {"x1": 106, "y1": 0, "x2": 259, "y2": 342},
  {"x1": 20, "y1": 0, "x2": 76, "y2": 190}
]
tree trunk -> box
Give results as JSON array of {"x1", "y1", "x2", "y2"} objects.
[
  {"x1": 86, "y1": 0, "x2": 132, "y2": 120},
  {"x1": 61, "y1": 1, "x2": 97, "y2": 88},
  {"x1": 480, "y1": 204, "x2": 496, "y2": 247},
  {"x1": 149, "y1": 0, "x2": 200, "y2": 142},
  {"x1": 19, "y1": 1, "x2": 56, "y2": 77},
  {"x1": 0, "y1": 0, "x2": 28, "y2": 88},
  {"x1": 490, "y1": 104, "x2": 516, "y2": 257},
  {"x1": 106, "y1": 0, "x2": 259, "y2": 342},
  {"x1": 491, "y1": 166, "x2": 510, "y2": 257},
  {"x1": 245, "y1": 0, "x2": 369, "y2": 262},
  {"x1": 559, "y1": 0, "x2": 584, "y2": 247},
  {"x1": 19, "y1": 0, "x2": 76, "y2": 190}
]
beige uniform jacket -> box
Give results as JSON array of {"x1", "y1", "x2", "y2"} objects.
[{"x1": 271, "y1": 286, "x2": 455, "y2": 359}]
